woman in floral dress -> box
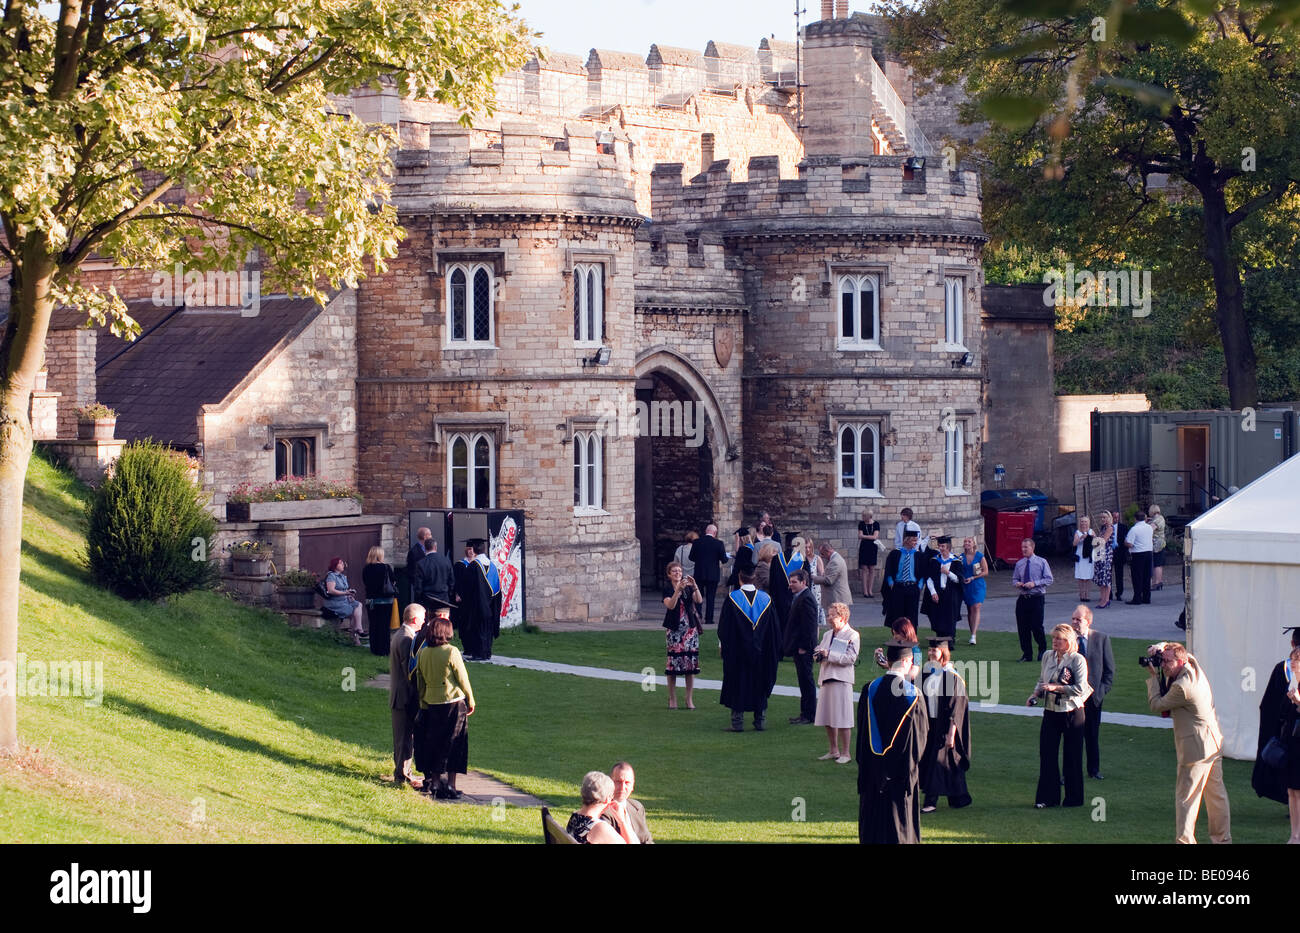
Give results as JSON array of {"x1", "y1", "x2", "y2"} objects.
[
  {"x1": 662, "y1": 561, "x2": 703, "y2": 710},
  {"x1": 1091, "y1": 511, "x2": 1116, "y2": 608}
]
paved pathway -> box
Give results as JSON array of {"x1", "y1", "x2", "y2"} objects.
[{"x1": 485, "y1": 655, "x2": 1171, "y2": 729}]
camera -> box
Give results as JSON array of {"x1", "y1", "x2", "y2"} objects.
[{"x1": 1140, "y1": 642, "x2": 1168, "y2": 668}]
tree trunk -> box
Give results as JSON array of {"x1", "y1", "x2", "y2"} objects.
[
  {"x1": 0, "y1": 248, "x2": 55, "y2": 756},
  {"x1": 1200, "y1": 186, "x2": 1258, "y2": 409}
]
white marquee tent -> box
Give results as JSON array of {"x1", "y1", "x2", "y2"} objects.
[{"x1": 1185, "y1": 452, "x2": 1300, "y2": 759}]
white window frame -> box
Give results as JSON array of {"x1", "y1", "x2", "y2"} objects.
[
  {"x1": 573, "y1": 262, "x2": 604, "y2": 347},
  {"x1": 944, "y1": 275, "x2": 966, "y2": 350},
  {"x1": 943, "y1": 422, "x2": 967, "y2": 495},
  {"x1": 447, "y1": 431, "x2": 496, "y2": 509},
  {"x1": 572, "y1": 430, "x2": 606, "y2": 514},
  {"x1": 837, "y1": 273, "x2": 881, "y2": 351},
  {"x1": 445, "y1": 262, "x2": 495, "y2": 348},
  {"x1": 836, "y1": 423, "x2": 882, "y2": 497}
]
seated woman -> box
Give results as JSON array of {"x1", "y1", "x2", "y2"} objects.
[
  {"x1": 324, "y1": 557, "x2": 366, "y2": 647},
  {"x1": 566, "y1": 772, "x2": 626, "y2": 844}
]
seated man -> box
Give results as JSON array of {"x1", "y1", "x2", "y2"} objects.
[{"x1": 601, "y1": 761, "x2": 653, "y2": 844}]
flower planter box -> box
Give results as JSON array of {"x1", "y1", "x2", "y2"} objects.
[
  {"x1": 276, "y1": 586, "x2": 317, "y2": 610},
  {"x1": 231, "y1": 556, "x2": 272, "y2": 577},
  {"x1": 225, "y1": 497, "x2": 362, "y2": 523},
  {"x1": 77, "y1": 418, "x2": 117, "y2": 441}
]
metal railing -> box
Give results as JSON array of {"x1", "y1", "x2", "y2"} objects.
[{"x1": 868, "y1": 55, "x2": 934, "y2": 157}]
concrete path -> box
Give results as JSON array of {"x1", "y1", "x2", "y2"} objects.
[{"x1": 485, "y1": 655, "x2": 1171, "y2": 729}]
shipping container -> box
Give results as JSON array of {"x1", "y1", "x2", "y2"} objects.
[{"x1": 1090, "y1": 408, "x2": 1299, "y2": 515}]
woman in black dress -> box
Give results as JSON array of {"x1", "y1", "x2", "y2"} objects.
[
  {"x1": 857, "y1": 509, "x2": 880, "y2": 598},
  {"x1": 663, "y1": 561, "x2": 703, "y2": 710},
  {"x1": 362, "y1": 546, "x2": 398, "y2": 657}
]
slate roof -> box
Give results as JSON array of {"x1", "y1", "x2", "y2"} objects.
[{"x1": 50, "y1": 295, "x2": 323, "y2": 448}]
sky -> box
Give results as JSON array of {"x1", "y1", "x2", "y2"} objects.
[{"x1": 511, "y1": 0, "x2": 860, "y2": 58}]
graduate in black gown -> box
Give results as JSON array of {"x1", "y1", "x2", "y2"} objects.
[
  {"x1": 857, "y1": 638, "x2": 928, "y2": 844},
  {"x1": 768, "y1": 545, "x2": 804, "y2": 643},
  {"x1": 1252, "y1": 627, "x2": 1300, "y2": 804},
  {"x1": 451, "y1": 545, "x2": 474, "y2": 637},
  {"x1": 919, "y1": 637, "x2": 972, "y2": 812},
  {"x1": 718, "y1": 570, "x2": 781, "y2": 732},
  {"x1": 728, "y1": 529, "x2": 757, "y2": 591},
  {"x1": 881, "y1": 528, "x2": 923, "y2": 628},
  {"x1": 921, "y1": 536, "x2": 963, "y2": 641},
  {"x1": 459, "y1": 537, "x2": 502, "y2": 661}
]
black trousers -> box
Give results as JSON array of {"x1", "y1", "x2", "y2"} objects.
[
  {"x1": 1129, "y1": 552, "x2": 1152, "y2": 603},
  {"x1": 701, "y1": 580, "x2": 719, "y2": 626},
  {"x1": 1112, "y1": 551, "x2": 1127, "y2": 598},
  {"x1": 793, "y1": 651, "x2": 817, "y2": 720},
  {"x1": 391, "y1": 704, "x2": 417, "y2": 782},
  {"x1": 1037, "y1": 706, "x2": 1086, "y2": 807},
  {"x1": 1084, "y1": 695, "x2": 1104, "y2": 776},
  {"x1": 1015, "y1": 593, "x2": 1046, "y2": 660}
]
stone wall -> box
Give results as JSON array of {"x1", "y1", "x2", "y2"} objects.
[
  {"x1": 1054, "y1": 394, "x2": 1150, "y2": 504},
  {"x1": 981, "y1": 284, "x2": 1055, "y2": 497},
  {"x1": 198, "y1": 290, "x2": 358, "y2": 515},
  {"x1": 43, "y1": 327, "x2": 97, "y2": 439}
]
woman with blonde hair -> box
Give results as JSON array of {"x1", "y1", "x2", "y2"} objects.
[
  {"x1": 1030, "y1": 623, "x2": 1092, "y2": 808},
  {"x1": 362, "y1": 545, "x2": 398, "y2": 657},
  {"x1": 958, "y1": 536, "x2": 988, "y2": 645},
  {"x1": 1091, "y1": 510, "x2": 1116, "y2": 609},
  {"x1": 1072, "y1": 515, "x2": 1095, "y2": 603},
  {"x1": 1149, "y1": 504, "x2": 1167, "y2": 590},
  {"x1": 796, "y1": 535, "x2": 826, "y2": 628},
  {"x1": 813, "y1": 602, "x2": 860, "y2": 763},
  {"x1": 857, "y1": 509, "x2": 880, "y2": 598}
]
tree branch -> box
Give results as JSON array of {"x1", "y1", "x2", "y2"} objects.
[{"x1": 1226, "y1": 182, "x2": 1294, "y2": 229}]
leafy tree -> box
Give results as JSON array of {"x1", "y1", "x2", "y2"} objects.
[
  {"x1": 0, "y1": 1, "x2": 531, "y2": 755},
  {"x1": 882, "y1": 0, "x2": 1300, "y2": 409},
  {"x1": 88, "y1": 441, "x2": 217, "y2": 600}
]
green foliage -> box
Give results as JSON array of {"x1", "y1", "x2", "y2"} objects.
[
  {"x1": 87, "y1": 442, "x2": 216, "y2": 600},
  {"x1": 75, "y1": 403, "x2": 117, "y2": 420},
  {"x1": 228, "y1": 476, "x2": 361, "y2": 504},
  {"x1": 276, "y1": 568, "x2": 318, "y2": 587}
]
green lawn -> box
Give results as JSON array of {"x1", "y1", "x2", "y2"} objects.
[{"x1": 2, "y1": 450, "x2": 1289, "y2": 843}]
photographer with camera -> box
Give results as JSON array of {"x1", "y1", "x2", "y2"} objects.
[
  {"x1": 662, "y1": 561, "x2": 703, "y2": 710},
  {"x1": 1144, "y1": 641, "x2": 1232, "y2": 844},
  {"x1": 1029, "y1": 623, "x2": 1092, "y2": 809}
]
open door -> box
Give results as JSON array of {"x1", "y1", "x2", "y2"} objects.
[{"x1": 1149, "y1": 423, "x2": 1182, "y2": 509}]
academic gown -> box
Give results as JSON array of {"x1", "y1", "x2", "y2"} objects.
[
  {"x1": 857, "y1": 671, "x2": 929, "y2": 844},
  {"x1": 919, "y1": 665, "x2": 972, "y2": 806},
  {"x1": 881, "y1": 548, "x2": 922, "y2": 627},
  {"x1": 920, "y1": 553, "x2": 963, "y2": 639},
  {"x1": 1252, "y1": 658, "x2": 1293, "y2": 804},
  {"x1": 460, "y1": 557, "x2": 502, "y2": 658},
  {"x1": 729, "y1": 542, "x2": 757, "y2": 590},
  {"x1": 451, "y1": 558, "x2": 473, "y2": 631},
  {"x1": 718, "y1": 588, "x2": 781, "y2": 713},
  {"x1": 769, "y1": 551, "x2": 803, "y2": 643}
]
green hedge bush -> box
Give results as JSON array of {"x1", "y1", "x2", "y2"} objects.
[{"x1": 87, "y1": 441, "x2": 216, "y2": 599}]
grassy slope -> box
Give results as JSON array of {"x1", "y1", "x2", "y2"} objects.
[{"x1": 1, "y1": 452, "x2": 1287, "y2": 842}]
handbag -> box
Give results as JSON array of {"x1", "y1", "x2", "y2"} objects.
[{"x1": 1262, "y1": 735, "x2": 1288, "y2": 772}]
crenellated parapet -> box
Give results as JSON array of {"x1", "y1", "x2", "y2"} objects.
[
  {"x1": 390, "y1": 121, "x2": 640, "y2": 222},
  {"x1": 648, "y1": 154, "x2": 984, "y2": 241}
]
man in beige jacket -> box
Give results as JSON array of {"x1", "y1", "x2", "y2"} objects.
[
  {"x1": 1145, "y1": 642, "x2": 1231, "y2": 844},
  {"x1": 814, "y1": 542, "x2": 853, "y2": 609}
]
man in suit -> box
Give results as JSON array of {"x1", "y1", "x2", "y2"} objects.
[
  {"x1": 405, "y1": 526, "x2": 431, "y2": 605},
  {"x1": 783, "y1": 569, "x2": 820, "y2": 724},
  {"x1": 388, "y1": 603, "x2": 424, "y2": 787},
  {"x1": 414, "y1": 537, "x2": 454, "y2": 615},
  {"x1": 813, "y1": 542, "x2": 853, "y2": 608},
  {"x1": 1072, "y1": 605, "x2": 1115, "y2": 779},
  {"x1": 1146, "y1": 642, "x2": 1232, "y2": 844},
  {"x1": 602, "y1": 761, "x2": 653, "y2": 844},
  {"x1": 688, "y1": 523, "x2": 729, "y2": 626}
]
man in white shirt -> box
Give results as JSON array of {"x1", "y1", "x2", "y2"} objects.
[{"x1": 1125, "y1": 511, "x2": 1154, "y2": 605}]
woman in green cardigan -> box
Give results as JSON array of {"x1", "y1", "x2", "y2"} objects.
[{"x1": 414, "y1": 614, "x2": 476, "y2": 800}]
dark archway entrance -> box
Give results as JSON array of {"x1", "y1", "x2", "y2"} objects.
[{"x1": 634, "y1": 370, "x2": 715, "y2": 588}]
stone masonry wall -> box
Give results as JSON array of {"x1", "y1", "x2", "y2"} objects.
[
  {"x1": 198, "y1": 290, "x2": 358, "y2": 515},
  {"x1": 43, "y1": 327, "x2": 96, "y2": 439}
]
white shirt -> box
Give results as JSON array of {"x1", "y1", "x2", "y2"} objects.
[{"x1": 1125, "y1": 521, "x2": 1154, "y2": 553}]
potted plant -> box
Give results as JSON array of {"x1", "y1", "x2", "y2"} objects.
[
  {"x1": 228, "y1": 540, "x2": 273, "y2": 576},
  {"x1": 275, "y1": 568, "x2": 318, "y2": 610},
  {"x1": 225, "y1": 476, "x2": 363, "y2": 522},
  {"x1": 76, "y1": 403, "x2": 118, "y2": 441}
]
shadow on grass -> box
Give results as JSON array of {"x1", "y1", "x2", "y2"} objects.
[{"x1": 105, "y1": 695, "x2": 372, "y2": 782}]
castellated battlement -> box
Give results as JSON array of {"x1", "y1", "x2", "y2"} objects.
[
  {"x1": 648, "y1": 154, "x2": 983, "y2": 237},
  {"x1": 388, "y1": 120, "x2": 640, "y2": 220}
]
